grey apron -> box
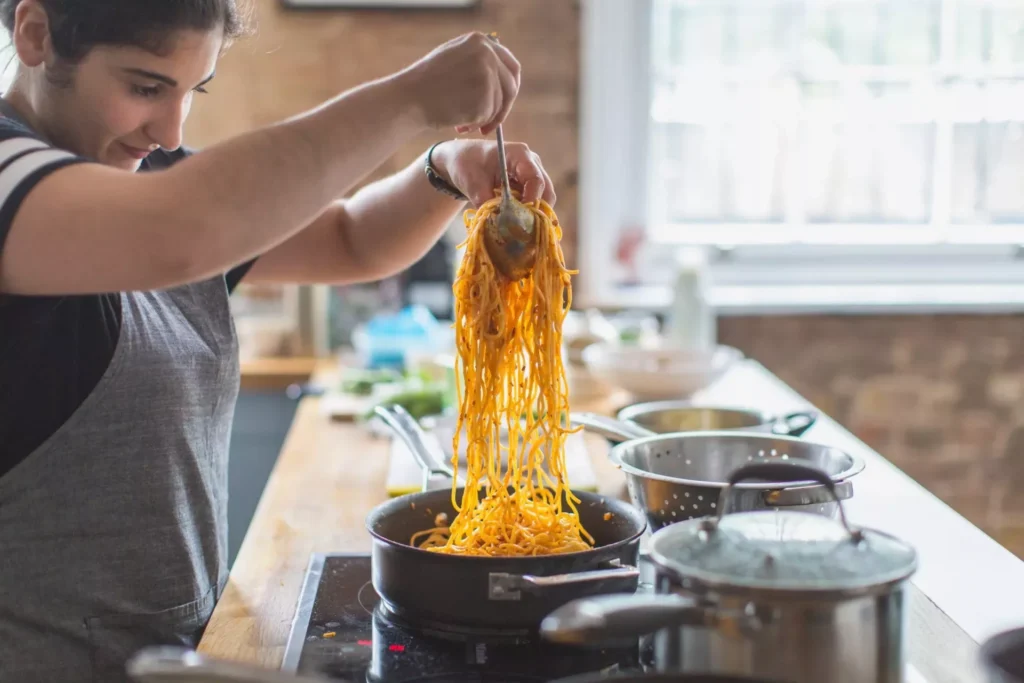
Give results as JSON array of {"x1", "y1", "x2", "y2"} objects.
[{"x1": 0, "y1": 277, "x2": 240, "y2": 683}]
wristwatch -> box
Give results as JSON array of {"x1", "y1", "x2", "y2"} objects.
[{"x1": 424, "y1": 142, "x2": 467, "y2": 201}]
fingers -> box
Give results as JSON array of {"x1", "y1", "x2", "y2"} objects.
[
  {"x1": 508, "y1": 144, "x2": 555, "y2": 206},
  {"x1": 480, "y1": 52, "x2": 518, "y2": 136}
]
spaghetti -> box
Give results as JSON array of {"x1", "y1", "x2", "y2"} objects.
[{"x1": 410, "y1": 192, "x2": 593, "y2": 556}]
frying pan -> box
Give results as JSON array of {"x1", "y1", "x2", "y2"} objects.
[{"x1": 366, "y1": 405, "x2": 647, "y2": 632}]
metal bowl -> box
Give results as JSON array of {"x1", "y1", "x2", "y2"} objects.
[
  {"x1": 608, "y1": 431, "x2": 865, "y2": 531},
  {"x1": 617, "y1": 400, "x2": 817, "y2": 438}
]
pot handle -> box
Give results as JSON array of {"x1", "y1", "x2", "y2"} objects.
[
  {"x1": 771, "y1": 410, "x2": 818, "y2": 437},
  {"x1": 539, "y1": 594, "x2": 709, "y2": 644},
  {"x1": 127, "y1": 646, "x2": 331, "y2": 682},
  {"x1": 488, "y1": 561, "x2": 640, "y2": 601},
  {"x1": 569, "y1": 412, "x2": 657, "y2": 443},
  {"x1": 718, "y1": 462, "x2": 861, "y2": 541},
  {"x1": 373, "y1": 404, "x2": 454, "y2": 491}
]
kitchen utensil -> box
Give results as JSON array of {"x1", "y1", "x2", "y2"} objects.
[
  {"x1": 366, "y1": 404, "x2": 647, "y2": 632},
  {"x1": 602, "y1": 428, "x2": 864, "y2": 530},
  {"x1": 982, "y1": 626, "x2": 1024, "y2": 683},
  {"x1": 128, "y1": 646, "x2": 328, "y2": 682},
  {"x1": 582, "y1": 343, "x2": 742, "y2": 401},
  {"x1": 617, "y1": 401, "x2": 817, "y2": 438},
  {"x1": 482, "y1": 121, "x2": 537, "y2": 282},
  {"x1": 541, "y1": 462, "x2": 918, "y2": 683}
]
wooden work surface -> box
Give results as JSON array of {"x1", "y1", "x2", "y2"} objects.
[{"x1": 201, "y1": 358, "x2": 1024, "y2": 682}]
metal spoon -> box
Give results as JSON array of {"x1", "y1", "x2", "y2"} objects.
[{"x1": 481, "y1": 39, "x2": 537, "y2": 282}]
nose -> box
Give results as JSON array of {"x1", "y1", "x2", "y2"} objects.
[{"x1": 145, "y1": 93, "x2": 192, "y2": 151}]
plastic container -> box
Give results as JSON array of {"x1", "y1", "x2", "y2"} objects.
[{"x1": 352, "y1": 305, "x2": 450, "y2": 370}]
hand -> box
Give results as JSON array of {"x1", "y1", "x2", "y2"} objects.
[
  {"x1": 395, "y1": 32, "x2": 521, "y2": 135},
  {"x1": 432, "y1": 139, "x2": 556, "y2": 209}
]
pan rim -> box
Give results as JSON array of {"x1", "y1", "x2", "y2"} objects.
[
  {"x1": 608, "y1": 430, "x2": 865, "y2": 488},
  {"x1": 365, "y1": 487, "x2": 648, "y2": 562}
]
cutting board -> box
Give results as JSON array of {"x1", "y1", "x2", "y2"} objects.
[{"x1": 385, "y1": 429, "x2": 597, "y2": 497}]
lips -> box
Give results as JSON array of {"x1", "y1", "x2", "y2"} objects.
[{"x1": 119, "y1": 143, "x2": 153, "y2": 160}]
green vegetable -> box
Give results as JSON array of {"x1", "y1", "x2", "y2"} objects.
[
  {"x1": 368, "y1": 388, "x2": 446, "y2": 421},
  {"x1": 340, "y1": 368, "x2": 401, "y2": 396}
]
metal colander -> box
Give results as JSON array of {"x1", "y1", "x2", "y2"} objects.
[{"x1": 608, "y1": 431, "x2": 864, "y2": 531}]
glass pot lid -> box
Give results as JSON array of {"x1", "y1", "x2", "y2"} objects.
[{"x1": 648, "y1": 462, "x2": 918, "y2": 597}]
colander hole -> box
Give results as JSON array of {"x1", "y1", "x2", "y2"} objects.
[
  {"x1": 672, "y1": 512, "x2": 677, "y2": 517},
  {"x1": 782, "y1": 454, "x2": 789, "y2": 460},
  {"x1": 747, "y1": 456, "x2": 753, "y2": 461},
  {"x1": 771, "y1": 449, "x2": 778, "y2": 456},
  {"x1": 685, "y1": 492, "x2": 690, "y2": 498},
  {"x1": 685, "y1": 459, "x2": 692, "y2": 465},
  {"x1": 698, "y1": 495, "x2": 703, "y2": 500},
  {"x1": 758, "y1": 450, "x2": 765, "y2": 456},
  {"x1": 692, "y1": 504, "x2": 698, "y2": 510},
  {"x1": 711, "y1": 502, "x2": 716, "y2": 508},
  {"x1": 664, "y1": 500, "x2": 669, "y2": 505},
  {"x1": 673, "y1": 494, "x2": 678, "y2": 499}
]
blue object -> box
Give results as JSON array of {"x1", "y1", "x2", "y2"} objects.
[{"x1": 357, "y1": 305, "x2": 443, "y2": 370}]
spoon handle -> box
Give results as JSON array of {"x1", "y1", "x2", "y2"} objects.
[{"x1": 495, "y1": 124, "x2": 513, "y2": 204}]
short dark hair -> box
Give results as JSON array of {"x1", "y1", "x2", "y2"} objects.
[{"x1": 1, "y1": 0, "x2": 252, "y2": 63}]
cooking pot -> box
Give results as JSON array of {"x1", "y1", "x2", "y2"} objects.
[
  {"x1": 616, "y1": 401, "x2": 817, "y2": 438},
  {"x1": 982, "y1": 626, "x2": 1024, "y2": 683},
  {"x1": 540, "y1": 462, "x2": 918, "y2": 683},
  {"x1": 127, "y1": 646, "x2": 328, "y2": 682},
  {"x1": 567, "y1": 418, "x2": 863, "y2": 531}
]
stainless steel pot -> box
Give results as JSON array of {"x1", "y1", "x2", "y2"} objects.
[
  {"x1": 127, "y1": 646, "x2": 328, "y2": 682},
  {"x1": 569, "y1": 417, "x2": 864, "y2": 531},
  {"x1": 540, "y1": 462, "x2": 918, "y2": 683},
  {"x1": 982, "y1": 626, "x2": 1024, "y2": 683},
  {"x1": 617, "y1": 401, "x2": 817, "y2": 438}
]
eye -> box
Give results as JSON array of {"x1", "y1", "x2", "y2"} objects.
[
  {"x1": 194, "y1": 85, "x2": 209, "y2": 95},
  {"x1": 131, "y1": 84, "x2": 161, "y2": 98}
]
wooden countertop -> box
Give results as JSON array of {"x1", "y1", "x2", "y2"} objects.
[{"x1": 201, "y1": 358, "x2": 1024, "y2": 682}]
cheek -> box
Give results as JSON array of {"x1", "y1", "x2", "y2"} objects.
[{"x1": 98, "y1": 92, "x2": 150, "y2": 138}]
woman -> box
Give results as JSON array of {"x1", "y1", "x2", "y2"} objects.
[{"x1": 0, "y1": 1, "x2": 557, "y2": 681}]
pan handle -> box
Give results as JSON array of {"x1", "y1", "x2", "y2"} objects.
[
  {"x1": 569, "y1": 413, "x2": 657, "y2": 443},
  {"x1": 373, "y1": 404, "x2": 454, "y2": 491},
  {"x1": 719, "y1": 462, "x2": 862, "y2": 541},
  {"x1": 539, "y1": 593, "x2": 711, "y2": 644},
  {"x1": 771, "y1": 410, "x2": 818, "y2": 437},
  {"x1": 488, "y1": 561, "x2": 640, "y2": 601}
]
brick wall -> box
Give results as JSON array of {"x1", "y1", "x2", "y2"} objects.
[
  {"x1": 720, "y1": 315, "x2": 1024, "y2": 559},
  {"x1": 185, "y1": 0, "x2": 581, "y2": 264}
]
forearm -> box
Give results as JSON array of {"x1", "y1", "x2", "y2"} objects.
[
  {"x1": 168, "y1": 76, "x2": 426, "y2": 278},
  {"x1": 338, "y1": 150, "x2": 466, "y2": 279}
]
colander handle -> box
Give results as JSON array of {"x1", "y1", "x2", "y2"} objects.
[{"x1": 718, "y1": 462, "x2": 862, "y2": 540}]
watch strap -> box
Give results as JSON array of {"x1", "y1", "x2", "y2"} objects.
[{"x1": 424, "y1": 142, "x2": 467, "y2": 201}]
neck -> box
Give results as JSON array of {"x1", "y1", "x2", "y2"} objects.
[{"x1": 4, "y1": 84, "x2": 57, "y2": 143}]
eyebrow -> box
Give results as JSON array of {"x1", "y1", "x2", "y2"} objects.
[{"x1": 121, "y1": 67, "x2": 216, "y2": 88}]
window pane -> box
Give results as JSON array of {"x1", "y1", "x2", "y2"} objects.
[
  {"x1": 952, "y1": 122, "x2": 1024, "y2": 223},
  {"x1": 956, "y1": 1, "x2": 1024, "y2": 65},
  {"x1": 803, "y1": 123, "x2": 934, "y2": 223},
  {"x1": 651, "y1": 121, "x2": 787, "y2": 225}
]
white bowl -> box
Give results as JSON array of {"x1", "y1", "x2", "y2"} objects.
[{"x1": 581, "y1": 342, "x2": 743, "y2": 401}]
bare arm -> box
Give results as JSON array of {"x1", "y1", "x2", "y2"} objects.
[
  {"x1": 243, "y1": 148, "x2": 464, "y2": 285},
  {"x1": 0, "y1": 32, "x2": 521, "y2": 296},
  {"x1": 242, "y1": 138, "x2": 555, "y2": 285}
]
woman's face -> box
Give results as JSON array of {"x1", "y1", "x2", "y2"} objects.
[{"x1": 39, "y1": 30, "x2": 223, "y2": 170}]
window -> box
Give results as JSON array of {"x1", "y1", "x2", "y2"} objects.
[{"x1": 580, "y1": 0, "x2": 1024, "y2": 311}]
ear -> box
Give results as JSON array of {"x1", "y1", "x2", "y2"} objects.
[{"x1": 11, "y1": 0, "x2": 53, "y2": 68}]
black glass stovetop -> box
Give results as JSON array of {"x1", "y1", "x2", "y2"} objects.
[{"x1": 280, "y1": 554, "x2": 652, "y2": 683}]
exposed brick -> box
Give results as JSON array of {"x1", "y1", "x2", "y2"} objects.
[{"x1": 720, "y1": 314, "x2": 1024, "y2": 560}]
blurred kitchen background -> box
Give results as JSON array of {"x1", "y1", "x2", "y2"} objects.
[{"x1": 146, "y1": 0, "x2": 1024, "y2": 562}]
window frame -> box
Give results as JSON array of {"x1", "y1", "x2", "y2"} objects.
[{"x1": 577, "y1": 0, "x2": 1024, "y2": 311}]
